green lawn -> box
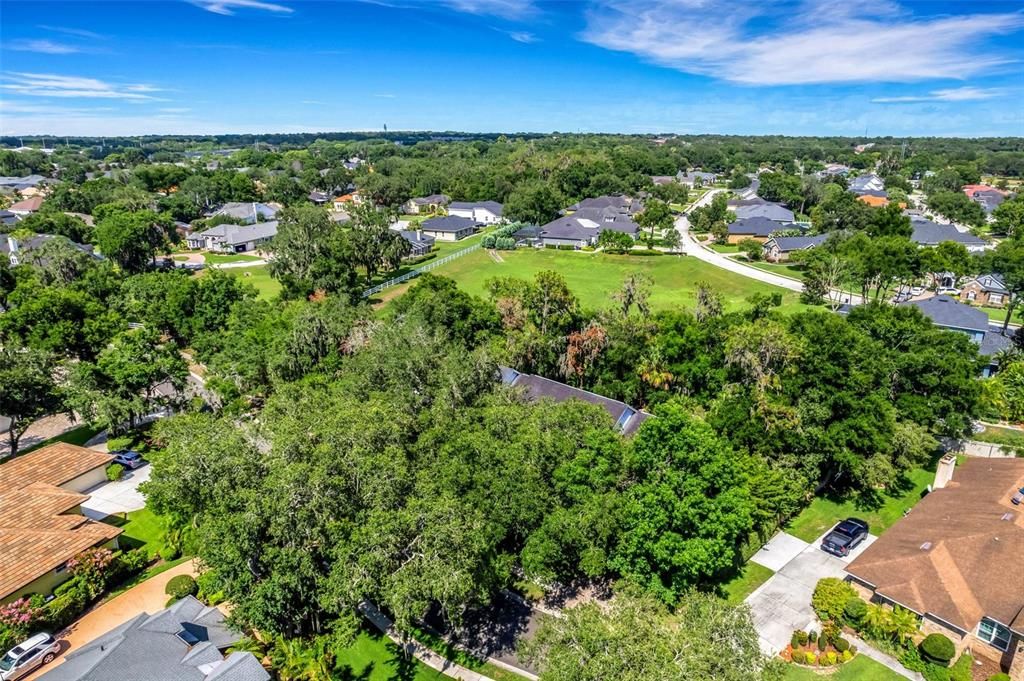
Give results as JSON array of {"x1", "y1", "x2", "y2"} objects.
[
  {"x1": 979, "y1": 305, "x2": 1022, "y2": 325},
  {"x1": 782, "y1": 655, "x2": 905, "y2": 681},
  {"x1": 408, "y1": 626, "x2": 525, "y2": 681},
  {"x1": 747, "y1": 261, "x2": 807, "y2": 281},
  {"x1": 709, "y1": 243, "x2": 740, "y2": 253},
  {"x1": 213, "y1": 264, "x2": 281, "y2": 300},
  {"x1": 105, "y1": 507, "x2": 171, "y2": 557},
  {"x1": 973, "y1": 424, "x2": 1024, "y2": 449},
  {"x1": 332, "y1": 628, "x2": 452, "y2": 680},
  {"x1": 719, "y1": 562, "x2": 774, "y2": 605},
  {"x1": 203, "y1": 252, "x2": 263, "y2": 265},
  {"x1": 785, "y1": 464, "x2": 935, "y2": 543},
  {"x1": 396, "y1": 248, "x2": 802, "y2": 314}
]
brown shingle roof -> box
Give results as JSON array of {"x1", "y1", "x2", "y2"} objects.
[
  {"x1": 846, "y1": 458, "x2": 1024, "y2": 633},
  {"x1": 0, "y1": 444, "x2": 121, "y2": 600},
  {"x1": 0, "y1": 442, "x2": 112, "y2": 491}
]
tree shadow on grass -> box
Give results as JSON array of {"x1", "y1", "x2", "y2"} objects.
[
  {"x1": 383, "y1": 647, "x2": 420, "y2": 681},
  {"x1": 333, "y1": 663, "x2": 375, "y2": 681}
]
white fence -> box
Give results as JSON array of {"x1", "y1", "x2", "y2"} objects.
[{"x1": 361, "y1": 244, "x2": 480, "y2": 298}]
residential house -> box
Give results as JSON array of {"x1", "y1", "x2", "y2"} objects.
[
  {"x1": 511, "y1": 224, "x2": 542, "y2": 246},
  {"x1": 539, "y1": 207, "x2": 639, "y2": 249},
  {"x1": 565, "y1": 195, "x2": 643, "y2": 216},
  {"x1": 650, "y1": 175, "x2": 676, "y2": 186},
  {"x1": 726, "y1": 216, "x2": 791, "y2": 244},
  {"x1": 910, "y1": 217, "x2": 989, "y2": 253},
  {"x1": 0, "y1": 443, "x2": 121, "y2": 603},
  {"x1": 399, "y1": 230, "x2": 435, "y2": 257},
  {"x1": 848, "y1": 173, "x2": 885, "y2": 195},
  {"x1": 963, "y1": 185, "x2": 1010, "y2": 216},
  {"x1": 899, "y1": 295, "x2": 1011, "y2": 376},
  {"x1": 735, "y1": 176, "x2": 761, "y2": 201},
  {"x1": 0, "y1": 233, "x2": 97, "y2": 266},
  {"x1": 762, "y1": 233, "x2": 828, "y2": 262},
  {"x1": 448, "y1": 201, "x2": 504, "y2": 225},
  {"x1": 402, "y1": 194, "x2": 449, "y2": 215},
  {"x1": 0, "y1": 174, "x2": 46, "y2": 191},
  {"x1": 960, "y1": 274, "x2": 1010, "y2": 308},
  {"x1": 419, "y1": 215, "x2": 477, "y2": 241},
  {"x1": 37, "y1": 595, "x2": 270, "y2": 681},
  {"x1": 308, "y1": 190, "x2": 329, "y2": 205},
  {"x1": 727, "y1": 198, "x2": 795, "y2": 223},
  {"x1": 676, "y1": 170, "x2": 718, "y2": 187},
  {"x1": 857, "y1": 192, "x2": 890, "y2": 207},
  {"x1": 845, "y1": 456, "x2": 1024, "y2": 680},
  {"x1": 499, "y1": 367, "x2": 650, "y2": 436},
  {"x1": 8, "y1": 196, "x2": 44, "y2": 216},
  {"x1": 209, "y1": 202, "x2": 278, "y2": 225},
  {"x1": 187, "y1": 221, "x2": 278, "y2": 253},
  {"x1": 817, "y1": 163, "x2": 851, "y2": 178},
  {"x1": 0, "y1": 210, "x2": 21, "y2": 227},
  {"x1": 331, "y1": 192, "x2": 361, "y2": 211}
]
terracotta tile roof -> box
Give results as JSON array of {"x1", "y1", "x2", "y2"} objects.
[
  {"x1": 846, "y1": 458, "x2": 1024, "y2": 633},
  {"x1": 0, "y1": 444, "x2": 121, "y2": 600},
  {"x1": 0, "y1": 442, "x2": 113, "y2": 491},
  {"x1": 857, "y1": 194, "x2": 890, "y2": 207},
  {"x1": 9, "y1": 196, "x2": 44, "y2": 212}
]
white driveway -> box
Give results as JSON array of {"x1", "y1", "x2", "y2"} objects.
[
  {"x1": 745, "y1": 530, "x2": 877, "y2": 655},
  {"x1": 81, "y1": 464, "x2": 150, "y2": 520}
]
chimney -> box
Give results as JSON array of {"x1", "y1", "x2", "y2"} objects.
[
  {"x1": 933, "y1": 453, "x2": 957, "y2": 490},
  {"x1": 417, "y1": 229, "x2": 423, "y2": 240}
]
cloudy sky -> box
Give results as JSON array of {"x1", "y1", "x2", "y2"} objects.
[{"x1": 1, "y1": 0, "x2": 1022, "y2": 136}]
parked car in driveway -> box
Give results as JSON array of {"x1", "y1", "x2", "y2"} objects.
[
  {"x1": 0, "y1": 633, "x2": 60, "y2": 680},
  {"x1": 1012, "y1": 487, "x2": 1024, "y2": 506},
  {"x1": 112, "y1": 450, "x2": 146, "y2": 469},
  {"x1": 821, "y1": 518, "x2": 870, "y2": 557}
]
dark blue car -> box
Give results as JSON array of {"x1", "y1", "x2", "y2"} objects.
[
  {"x1": 112, "y1": 450, "x2": 146, "y2": 469},
  {"x1": 821, "y1": 518, "x2": 869, "y2": 557}
]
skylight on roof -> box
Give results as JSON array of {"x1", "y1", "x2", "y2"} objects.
[{"x1": 176, "y1": 629, "x2": 201, "y2": 646}]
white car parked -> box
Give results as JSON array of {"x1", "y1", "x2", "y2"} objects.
[{"x1": 0, "y1": 633, "x2": 60, "y2": 680}]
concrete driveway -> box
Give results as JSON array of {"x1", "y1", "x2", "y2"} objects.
[
  {"x1": 81, "y1": 464, "x2": 150, "y2": 520},
  {"x1": 745, "y1": 530, "x2": 877, "y2": 654}
]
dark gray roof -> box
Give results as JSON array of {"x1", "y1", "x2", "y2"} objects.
[
  {"x1": 3, "y1": 233, "x2": 97, "y2": 261},
  {"x1": 968, "y1": 273, "x2": 1009, "y2": 295},
  {"x1": 399, "y1": 230, "x2": 435, "y2": 247},
  {"x1": 212, "y1": 203, "x2": 277, "y2": 224},
  {"x1": 980, "y1": 328, "x2": 1013, "y2": 357},
  {"x1": 766, "y1": 234, "x2": 828, "y2": 251},
  {"x1": 727, "y1": 199, "x2": 794, "y2": 222},
  {"x1": 969, "y1": 190, "x2": 1007, "y2": 214},
  {"x1": 540, "y1": 208, "x2": 639, "y2": 242},
  {"x1": 449, "y1": 200, "x2": 503, "y2": 216},
  {"x1": 421, "y1": 215, "x2": 477, "y2": 232},
  {"x1": 899, "y1": 295, "x2": 989, "y2": 333},
  {"x1": 499, "y1": 367, "x2": 650, "y2": 436},
  {"x1": 0, "y1": 210, "x2": 21, "y2": 226},
  {"x1": 0, "y1": 174, "x2": 45, "y2": 188},
  {"x1": 566, "y1": 195, "x2": 642, "y2": 215},
  {"x1": 38, "y1": 596, "x2": 268, "y2": 681},
  {"x1": 197, "y1": 221, "x2": 278, "y2": 246},
  {"x1": 910, "y1": 219, "x2": 987, "y2": 247},
  {"x1": 409, "y1": 194, "x2": 449, "y2": 205},
  {"x1": 848, "y1": 173, "x2": 884, "y2": 193},
  {"x1": 728, "y1": 216, "x2": 786, "y2": 238}
]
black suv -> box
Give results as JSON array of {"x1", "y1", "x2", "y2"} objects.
[{"x1": 821, "y1": 518, "x2": 870, "y2": 557}]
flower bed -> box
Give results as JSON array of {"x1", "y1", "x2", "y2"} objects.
[{"x1": 782, "y1": 628, "x2": 857, "y2": 668}]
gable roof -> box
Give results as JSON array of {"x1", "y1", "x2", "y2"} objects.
[
  {"x1": 449, "y1": 200, "x2": 503, "y2": 216},
  {"x1": 420, "y1": 215, "x2": 477, "y2": 232},
  {"x1": 38, "y1": 596, "x2": 269, "y2": 681},
  {"x1": 765, "y1": 234, "x2": 828, "y2": 252},
  {"x1": 409, "y1": 194, "x2": 449, "y2": 205},
  {"x1": 540, "y1": 208, "x2": 639, "y2": 242},
  {"x1": 0, "y1": 443, "x2": 113, "y2": 491},
  {"x1": 910, "y1": 219, "x2": 987, "y2": 248},
  {"x1": 566, "y1": 195, "x2": 642, "y2": 215},
  {"x1": 900, "y1": 295, "x2": 990, "y2": 334},
  {"x1": 728, "y1": 216, "x2": 787, "y2": 237},
  {"x1": 727, "y1": 199, "x2": 795, "y2": 222},
  {"x1": 499, "y1": 367, "x2": 650, "y2": 436},
  {"x1": 211, "y1": 203, "x2": 277, "y2": 223},
  {"x1": 848, "y1": 173, "x2": 885, "y2": 194},
  {"x1": 966, "y1": 273, "x2": 1009, "y2": 295},
  {"x1": 9, "y1": 196, "x2": 44, "y2": 212},
  {"x1": 846, "y1": 458, "x2": 1024, "y2": 634}
]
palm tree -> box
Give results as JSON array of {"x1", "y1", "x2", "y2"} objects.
[
  {"x1": 889, "y1": 606, "x2": 919, "y2": 645},
  {"x1": 271, "y1": 637, "x2": 310, "y2": 681},
  {"x1": 862, "y1": 603, "x2": 891, "y2": 639}
]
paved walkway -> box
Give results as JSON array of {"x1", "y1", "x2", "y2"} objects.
[
  {"x1": 25, "y1": 560, "x2": 199, "y2": 680},
  {"x1": 360, "y1": 601, "x2": 495, "y2": 681}
]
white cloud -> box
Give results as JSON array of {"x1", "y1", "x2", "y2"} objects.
[
  {"x1": 871, "y1": 86, "x2": 1006, "y2": 103},
  {"x1": 582, "y1": 0, "x2": 1024, "y2": 85},
  {"x1": 7, "y1": 39, "x2": 81, "y2": 54},
  {"x1": 187, "y1": 0, "x2": 293, "y2": 16},
  {"x1": 37, "y1": 25, "x2": 105, "y2": 39},
  {"x1": 506, "y1": 30, "x2": 538, "y2": 43},
  {"x1": 1, "y1": 73, "x2": 166, "y2": 100},
  {"x1": 441, "y1": 0, "x2": 535, "y2": 19}
]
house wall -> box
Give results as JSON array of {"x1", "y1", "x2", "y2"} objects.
[
  {"x1": 960, "y1": 283, "x2": 1005, "y2": 308},
  {"x1": 61, "y1": 466, "x2": 108, "y2": 494},
  {"x1": 727, "y1": 234, "x2": 769, "y2": 244},
  {"x1": 542, "y1": 237, "x2": 587, "y2": 249},
  {"x1": 421, "y1": 229, "x2": 470, "y2": 242}
]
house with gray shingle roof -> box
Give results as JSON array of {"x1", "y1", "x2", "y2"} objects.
[
  {"x1": 727, "y1": 198, "x2": 794, "y2": 223},
  {"x1": 726, "y1": 216, "x2": 794, "y2": 243},
  {"x1": 848, "y1": 173, "x2": 884, "y2": 195},
  {"x1": 539, "y1": 207, "x2": 639, "y2": 249},
  {"x1": 762, "y1": 233, "x2": 828, "y2": 262},
  {"x1": 910, "y1": 218, "x2": 989, "y2": 252},
  {"x1": 187, "y1": 221, "x2": 278, "y2": 253},
  {"x1": 210, "y1": 202, "x2": 278, "y2": 225},
  {"x1": 419, "y1": 215, "x2": 477, "y2": 241},
  {"x1": 402, "y1": 194, "x2": 449, "y2": 215},
  {"x1": 448, "y1": 201, "x2": 503, "y2": 225},
  {"x1": 960, "y1": 273, "x2": 1010, "y2": 308},
  {"x1": 899, "y1": 295, "x2": 1012, "y2": 376},
  {"x1": 37, "y1": 595, "x2": 269, "y2": 681}
]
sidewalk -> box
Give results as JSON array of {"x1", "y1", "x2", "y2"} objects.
[{"x1": 359, "y1": 601, "x2": 495, "y2": 681}]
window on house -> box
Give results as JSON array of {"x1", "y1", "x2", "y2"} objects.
[
  {"x1": 967, "y1": 291, "x2": 976, "y2": 300},
  {"x1": 977, "y1": 618, "x2": 1011, "y2": 651},
  {"x1": 991, "y1": 294, "x2": 1003, "y2": 305}
]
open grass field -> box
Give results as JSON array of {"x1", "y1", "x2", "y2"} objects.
[
  {"x1": 214, "y1": 264, "x2": 281, "y2": 300},
  {"x1": 105, "y1": 507, "x2": 170, "y2": 557},
  {"x1": 719, "y1": 562, "x2": 774, "y2": 605},
  {"x1": 203, "y1": 252, "x2": 263, "y2": 265},
  {"x1": 784, "y1": 463, "x2": 936, "y2": 543},
  {"x1": 979, "y1": 304, "x2": 1022, "y2": 325},
  {"x1": 747, "y1": 261, "x2": 806, "y2": 281},
  {"x1": 782, "y1": 655, "x2": 905, "y2": 681},
  {"x1": 381, "y1": 248, "x2": 804, "y2": 314}
]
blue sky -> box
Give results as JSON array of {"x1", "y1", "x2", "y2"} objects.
[{"x1": 1, "y1": 0, "x2": 1022, "y2": 137}]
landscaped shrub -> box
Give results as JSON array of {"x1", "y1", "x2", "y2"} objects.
[
  {"x1": 822, "y1": 620, "x2": 841, "y2": 645},
  {"x1": 841, "y1": 650, "x2": 853, "y2": 662},
  {"x1": 67, "y1": 547, "x2": 115, "y2": 598},
  {"x1": 987, "y1": 674, "x2": 1011, "y2": 681},
  {"x1": 106, "y1": 435, "x2": 133, "y2": 451},
  {"x1": 159, "y1": 546, "x2": 180, "y2": 562},
  {"x1": 812, "y1": 578, "x2": 857, "y2": 622},
  {"x1": 834, "y1": 637, "x2": 850, "y2": 652},
  {"x1": 826, "y1": 651, "x2": 837, "y2": 665},
  {"x1": 949, "y1": 654, "x2": 973, "y2": 681},
  {"x1": 791, "y1": 631, "x2": 802, "y2": 649},
  {"x1": 844, "y1": 596, "x2": 867, "y2": 623},
  {"x1": 797, "y1": 630, "x2": 809, "y2": 646},
  {"x1": 804, "y1": 652, "x2": 816, "y2": 665},
  {"x1": 165, "y1": 575, "x2": 198, "y2": 599},
  {"x1": 899, "y1": 643, "x2": 927, "y2": 672},
  {"x1": 106, "y1": 463, "x2": 124, "y2": 481},
  {"x1": 920, "y1": 633, "x2": 956, "y2": 665},
  {"x1": 817, "y1": 634, "x2": 828, "y2": 651}
]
